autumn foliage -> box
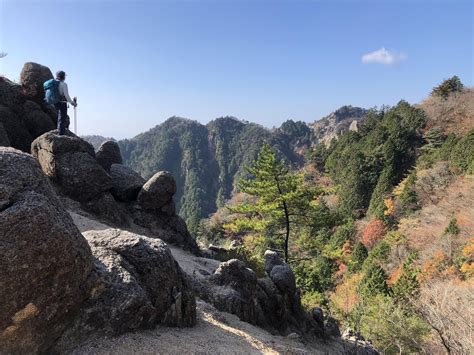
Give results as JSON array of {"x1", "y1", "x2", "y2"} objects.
[
  {"x1": 460, "y1": 237, "x2": 474, "y2": 278},
  {"x1": 330, "y1": 273, "x2": 363, "y2": 319},
  {"x1": 361, "y1": 219, "x2": 387, "y2": 248}
]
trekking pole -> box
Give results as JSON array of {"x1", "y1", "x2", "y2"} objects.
[{"x1": 73, "y1": 97, "x2": 77, "y2": 135}]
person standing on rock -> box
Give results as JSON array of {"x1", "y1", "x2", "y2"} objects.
[{"x1": 55, "y1": 70, "x2": 77, "y2": 135}]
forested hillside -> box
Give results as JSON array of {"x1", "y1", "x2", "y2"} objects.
[
  {"x1": 87, "y1": 107, "x2": 364, "y2": 231},
  {"x1": 116, "y1": 116, "x2": 318, "y2": 231},
  {"x1": 198, "y1": 78, "x2": 474, "y2": 353}
]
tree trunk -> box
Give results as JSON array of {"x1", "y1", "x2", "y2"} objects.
[
  {"x1": 274, "y1": 174, "x2": 290, "y2": 263},
  {"x1": 282, "y1": 200, "x2": 290, "y2": 263}
]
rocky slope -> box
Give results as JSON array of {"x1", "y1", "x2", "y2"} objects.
[{"x1": 69, "y1": 203, "x2": 373, "y2": 354}]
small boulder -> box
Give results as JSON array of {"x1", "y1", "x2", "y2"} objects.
[
  {"x1": 110, "y1": 164, "x2": 145, "y2": 202},
  {"x1": 96, "y1": 140, "x2": 122, "y2": 172},
  {"x1": 312, "y1": 307, "x2": 324, "y2": 324},
  {"x1": 137, "y1": 171, "x2": 177, "y2": 210},
  {"x1": 85, "y1": 229, "x2": 196, "y2": 328},
  {"x1": 31, "y1": 130, "x2": 94, "y2": 157},
  {"x1": 211, "y1": 259, "x2": 258, "y2": 291},
  {"x1": 0, "y1": 147, "x2": 93, "y2": 354},
  {"x1": 264, "y1": 250, "x2": 284, "y2": 276},
  {"x1": 20, "y1": 62, "x2": 53, "y2": 102}
]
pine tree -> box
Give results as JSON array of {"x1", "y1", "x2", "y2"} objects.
[
  {"x1": 392, "y1": 253, "x2": 420, "y2": 305},
  {"x1": 348, "y1": 242, "x2": 368, "y2": 273},
  {"x1": 431, "y1": 76, "x2": 464, "y2": 99},
  {"x1": 422, "y1": 128, "x2": 446, "y2": 152},
  {"x1": 359, "y1": 263, "x2": 389, "y2": 298},
  {"x1": 225, "y1": 142, "x2": 313, "y2": 262},
  {"x1": 398, "y1": 172, "x2": 418, "y2": 212}
]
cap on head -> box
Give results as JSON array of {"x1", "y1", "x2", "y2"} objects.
[{"x1": 56, "y1": 70, "x2": 66, "y2": 80}]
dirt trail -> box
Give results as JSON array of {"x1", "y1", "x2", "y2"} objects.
[{"x1": 68, "y1": 211, "x2": 342, "y2": 354}]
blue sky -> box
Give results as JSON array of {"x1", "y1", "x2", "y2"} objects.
[{"x1": 0, "y1": 0, "x2": 472, "y2": 139}]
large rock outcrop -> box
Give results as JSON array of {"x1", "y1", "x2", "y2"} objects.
[
  {"x1": 31, "y1": 131, "x2": 200, "y2": 253},
  {"x1": 20, "y1": 62, "x2": 53, "y2": 102},
  {"x1": 0, "y1": 147, "x2": 94, "y2": 354},
  {"x1": 0, "y1": 148, "x2": 198, "y2": 352},
  {"x1": 0, "y1": 73, "x2": 56, "y2": 152},
  {"x1": 54, "y1": 229, "x2": 196, "y2": 352},
  {"x1": 196, "y1": 251, "x2": 322, "y2": 337},
  {"x1": 207, "y1": 259, "x2": 259, "y2": 322},
  {"x1": 31, "y1": 131, "x2": 113, "y2": 202},
  {"x1": 308, "y1": 105, "x2": 368, "y2": 147}
]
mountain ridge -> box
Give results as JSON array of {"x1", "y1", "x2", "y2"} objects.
[{"x1": 83, "y1": 106, "x2": 368, "y2": 229}]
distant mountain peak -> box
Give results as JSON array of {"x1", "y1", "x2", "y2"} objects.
[
  {"x1": 330, "y1": 105, "x2": 367, "y2": 123},
  {"x1": 309, "y1": 105, "x2": 368, "y2": 145}
]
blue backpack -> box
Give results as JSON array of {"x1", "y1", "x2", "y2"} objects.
[{"x1": 43, "y1": 79, "x2": 61, "y2": 104}]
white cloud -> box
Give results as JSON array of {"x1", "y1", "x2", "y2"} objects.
[{"x1": 361, "y1": 47, "x2": 406, "y2": 65}]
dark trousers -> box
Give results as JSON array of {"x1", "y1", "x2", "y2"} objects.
[{"x1": 54, "y1": 102, "x2": 69, "y2": 135}]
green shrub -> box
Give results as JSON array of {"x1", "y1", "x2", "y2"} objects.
[
  {"x1": 444, "y1": 217, "x2": 460, "y2": 236},
  {"x1": 294, "y1": 256, "x2": 337, "y2": 293},
  {"x1": 450, "y1": 129, "x2": 474, "y2": 173},
  {"x1": 301, "y1": 290, "x2": 327, "y2": 312},
  {"x1": 359, "y1": 295, "x2": 430, "y2": 354}
]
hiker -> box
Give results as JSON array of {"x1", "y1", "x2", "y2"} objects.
[{"x1": 43, "y1": 70, "x2": 77, "y2": 135}]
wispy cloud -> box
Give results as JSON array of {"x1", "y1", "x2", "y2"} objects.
[{"x1": 361, "y1": 47, "x2": 406, "y2": 65}]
